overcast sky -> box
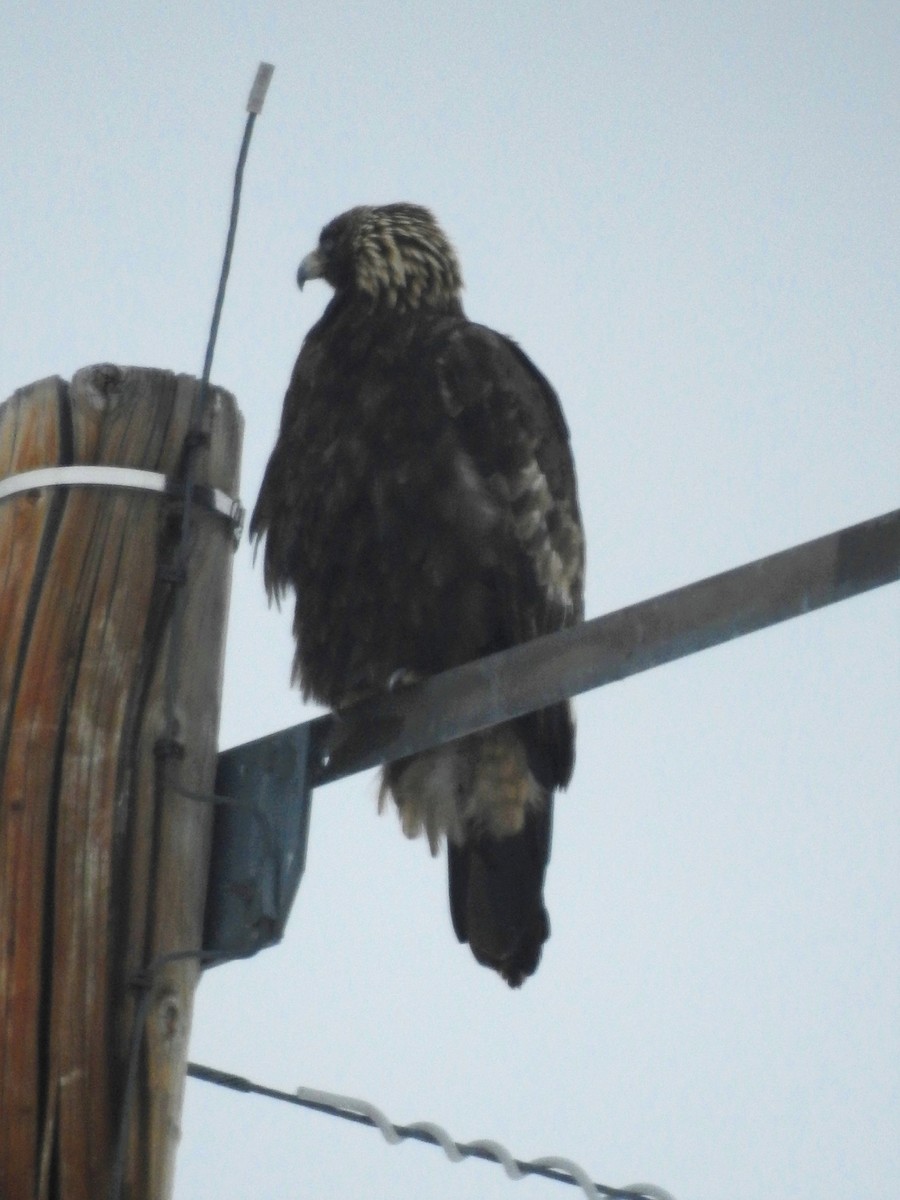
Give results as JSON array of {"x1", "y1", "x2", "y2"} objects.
[{"x1": 3, "y1": 3, "x2": 899, "y2": 1198}]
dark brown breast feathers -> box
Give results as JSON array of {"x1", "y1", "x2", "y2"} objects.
[{"x1": 251, "y1": 304, "x2": 584, "y2": 745}]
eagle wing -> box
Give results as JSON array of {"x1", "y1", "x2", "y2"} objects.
[
  {"x1": 408, "y1": 320, "x2": 583, "y2": 984},
  {"x1": 434, "y1": 320, "x2": 583, "y2": 622},
  {"x1": 431, "y1": 319, "x2": 585, "y2": 788},
  {"x1": 249, "y1": 330, "x2": 327, "y2": 604}
]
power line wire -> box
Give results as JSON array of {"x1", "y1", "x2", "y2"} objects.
[{"x1": 187, "y1": 1062, "x2": 676, "y2": 1200}]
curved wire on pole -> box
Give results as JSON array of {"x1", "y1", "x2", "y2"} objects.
[{"x1": 187, "y1": 1062, "x2": 676, "y2": 1200}]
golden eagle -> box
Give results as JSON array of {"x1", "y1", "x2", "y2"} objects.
[{"x1": 251, "y1": 204, "x2": 584, "y2": 986}]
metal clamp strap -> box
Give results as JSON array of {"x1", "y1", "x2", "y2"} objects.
[{"x1": 0, "y1": 465, "x2": 244, "y2": 539}]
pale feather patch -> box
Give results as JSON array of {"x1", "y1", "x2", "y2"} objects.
[
  {"x1": 380, "y1": 725, "x2": 546, "y2": 854},
  {"x1": 453, "y1": 451, "x2": 501, "y2": 533},
  {"x1": 464, "y1": 725, "x2": 545, "y2": 836},
  {"x1": 510, "y1": 456, "x2": 583, "y2": 617},
  {"x1": 379, "y1": 746, "x2": 467, "y2": 854},
  {"x1": 351, "y1": 207, "x2": 462, "y2": 309}
]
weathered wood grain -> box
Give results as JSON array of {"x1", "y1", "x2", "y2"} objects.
[{"x1": 0, "y1": 366, "x2": 242, "y2": 1200}]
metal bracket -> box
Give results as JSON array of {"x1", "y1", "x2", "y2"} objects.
[{"x1": 202, "y1": 722, "x2": 317, "y2": 963}]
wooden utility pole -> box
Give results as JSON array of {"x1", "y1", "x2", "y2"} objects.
[{"x1": 0, "y1": 366, "x2": 242, "y2": 1200}]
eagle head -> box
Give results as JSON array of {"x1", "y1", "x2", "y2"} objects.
[{"x1": 297, "y1": 203, "x2": 464, "y2": 311}]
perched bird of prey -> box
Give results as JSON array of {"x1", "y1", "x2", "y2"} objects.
[{"x1": 251, "y1": 203, "x2": 584, "y2": 986}]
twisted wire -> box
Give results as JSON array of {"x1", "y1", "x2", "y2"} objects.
[{"x1": 188, "y1": 1063, "x2": 676, "y2": 1200}]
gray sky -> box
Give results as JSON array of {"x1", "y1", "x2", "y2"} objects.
[{"x1": 3, "y1": 3, "x2": 899, "y2": 1198}]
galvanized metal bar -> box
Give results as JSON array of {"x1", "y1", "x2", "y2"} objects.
[
  {"x1": 203, "y1": 508, "x2": 897, "y2": 959},
  {"x1": 306, "y1": 507, "x2": 899, "y2": 786}
]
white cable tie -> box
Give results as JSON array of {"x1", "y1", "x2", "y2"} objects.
[
  {"x1": 0, "y1": 465, "x2": 244, "y2": 539},
  {"x1": 294, "y1": 1083, "x2": 675, "y2": 1200}
]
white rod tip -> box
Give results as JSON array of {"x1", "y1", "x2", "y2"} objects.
[{"x1": 247, "y1": 62, "x2": 274, "y2": 114}]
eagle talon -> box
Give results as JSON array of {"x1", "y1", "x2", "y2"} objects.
[{"x1": 387, "y1": 668, "x2": 419, "y2": 692}]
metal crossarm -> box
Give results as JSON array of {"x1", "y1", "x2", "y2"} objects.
[
  {"x1": 203, "y1": 507, "x2": 899, "y2": 961},
  {"x1": 310, "y1": 506, "x2": 899, "y2": 785}
]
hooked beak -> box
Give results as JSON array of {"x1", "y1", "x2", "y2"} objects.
[{"x1": 297, "y1": 249, "x2": 325, "y2": 290}]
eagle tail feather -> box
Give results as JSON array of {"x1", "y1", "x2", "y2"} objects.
[
  {"x1": 448, "y1": 798, "x2": 552, "y2": 988},
  {"x1": 516, "y1": 701, "x2": 576, "y2": 792}
]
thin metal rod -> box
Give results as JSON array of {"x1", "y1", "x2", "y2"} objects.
[{"x1": 269, "y1": 507, "x2": 898, "y2": 787}]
